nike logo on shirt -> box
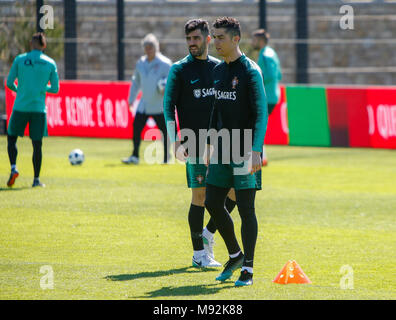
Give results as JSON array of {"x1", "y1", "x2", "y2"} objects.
[
  {"x1": 190, "y1": 79, "x2": 199, "y2": 84},
  {"x1": 214, "y1": 80, "x2": 220, "y2": 84}
]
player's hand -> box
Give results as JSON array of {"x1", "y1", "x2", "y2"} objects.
[
  {"x1": 249, "y1": 151, "x2": 262, "y2": 174},
  {"x1": 129, "y1": 104, "x2": 134, "y2": 113},
  {"x1": 175, "y1": 141, "x2": 188, "y2": 162}
]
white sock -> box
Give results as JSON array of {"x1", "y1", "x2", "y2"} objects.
[
  {"x1": 193, "y1": 250, "x2": 205, "y2": 259},
  {"x1": 202, "y1": 227, "x2": 214, "y2": 240},
  {"x1": 242, "y1": 266, "x2": 253, "y2": 274},
  {"x1": 229, "y1": 250, "x2": 241, "y2": 259},
  {"x1": 11, "y1": 164, "x2": 16, "y2": 171}
]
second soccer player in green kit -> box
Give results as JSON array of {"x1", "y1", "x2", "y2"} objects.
[{"x1": 164, "y1": 19, "x2": 237, "y2": 268}]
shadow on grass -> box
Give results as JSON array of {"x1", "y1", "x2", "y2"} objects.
[
  {"x1": 105, "y1": 266, "x2": 236, "y2": 298},
  {"x1": 105, "y1": 266, "x2": 216, "y2": 282},
  {"x1": 131, "y1": 283, "x2": 235, "y2": 298},
  {"x1": 104, "y1": 163, "x2": 129, "y2": 168},
  {"x1": 0, "y1": 187, "x2": 30, "y2": 191}
]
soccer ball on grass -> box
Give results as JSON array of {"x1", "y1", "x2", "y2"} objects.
[{"x1": 69, "y1": 149, "x2": 85, "y2": 165}]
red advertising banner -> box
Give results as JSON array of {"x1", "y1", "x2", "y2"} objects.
[
  {"x1": 343, "y1": 88, "x2": 371, "y2": 148},
  {"x1": 366, "y1": 87, "x2": 396, "y2": 149},
  {"x1": 326, "y1": 88, "x2": 350, "y2": 147},
  {"x1": 338, "y1": 86, "x2": 396, "y2": 149},
  {"x1": 5, "y1": 80, "x2": 162, "y2": 140},
  {"x1": 264, "y1": 85, "x2": 289, "y2": 145}
]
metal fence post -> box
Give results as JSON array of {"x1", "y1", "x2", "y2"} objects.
[
  {"x1": 296, "y1": 0, "x2": 309, "y2": 83},
  {"x1": 64, "y1": 0, "x2": 77, "y2": 79},
  {"x1": 36, "y1": 0, "x2": 44, "y2": 32},
  {"x1": 117, "y1": 0, "x2": 125, "y2": 81},
  {"x1": 259, "y1": 0, "x2": 267, "y2": 30}
]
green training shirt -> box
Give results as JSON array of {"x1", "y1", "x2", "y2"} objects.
[
  {"x1": 257, "y1": 46, "x2": 282, "y2": 105},
  {"x1": 209, "y1": 54, "x2": 268, "y2": 160},
  {"x1": 164, "y1": 54, "x2": 220, "y2": 156},
  {"x1": 6, "y1": 49, "x2": 59, "y2": 113}
]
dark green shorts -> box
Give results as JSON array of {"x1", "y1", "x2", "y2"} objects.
[
  {"x1": 8, "y1": 111, "x2": 48, "y2": 140},
  {"x1": 186, "y1": 158, "x2": 207, "y2": 188},
  {"x1": 206, "y1": 161, "x2": 262, "y2": 190}
]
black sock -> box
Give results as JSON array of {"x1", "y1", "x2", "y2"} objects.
[
  {"x1": 236, "y1": 189, "x2": 257, "y2": 268},
  {"x1": 7, "y1": 135, "x2": 18, "y2": 167},
  {"x1": 205, "y1": 184, "x2": 241, "y2": 255},
  {"x1": 206, "y1": 197, "x2": 236, "y2": 234},
  {"x1": 239, "y1": 207, "x2": 257, "y2": 268},
  {"x1": 188, "y1": 204, "x2": 205, "y2": 251},
  {"x1": 32, "y1": 140, "x2": 42, "y2": 178}
]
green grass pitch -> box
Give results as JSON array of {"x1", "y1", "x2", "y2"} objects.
[{"x1": 0, "y1": 136, "x2": 395, "y2": 300}]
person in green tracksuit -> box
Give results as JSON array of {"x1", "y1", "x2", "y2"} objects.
[
  {"x1": 163, "y1": 19, "x2": 237, "y2": 268},
  {"x1": 204, "y1": 17, "x2": 268, "y2": 287},
  {"x1": 252, "y1": 28, "x2": 282, "y2": 166},
  {"x1": 6, "y1": 33, "x2": 59, "y2": 188}
]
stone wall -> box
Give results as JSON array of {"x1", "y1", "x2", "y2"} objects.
[{"x1": 1, "y1": 0, "x2": 395, "y2": 128}]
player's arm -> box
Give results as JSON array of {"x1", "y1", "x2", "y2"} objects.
[
  {"x1": 278, "y1": 60, "x2": 283, "y2": 81},
  {"x1": 129, "y1": 66, "x2": 141, "y2": 106},
  {"x1": 6, "y1": 57, "x2": 19, "y2": 92},
  {"x1": 249, "y1": 67, "x2": 268, "y2": 172},
  {"x1": 163, "y1": 64, "x2": 188, "y2": 161},
  {"x1": 46, "y1": 62, "x2": 60, "y2": 94},
  {"x1": 163, "y1": 64, "x2": 181, "y2": 144},
  {"x1": 258, "y1": 55, "x2": 277, "y2": 85}
]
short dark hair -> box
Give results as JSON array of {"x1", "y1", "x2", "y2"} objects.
[
  {"x1": 212, "y1": 17, "x2": 241, "y2": 39},
  {"x1": 252, "y1": 29, "x2": 270, "y2": 43},
  {"x1": 32, "y1": 32, "x2": 46, "y2": 47},
  {"x1": 185, "y1": 19, "x2": 210, "y2": 37}
]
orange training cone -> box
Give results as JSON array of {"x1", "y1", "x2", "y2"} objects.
[{"x1": 272, "y1": 260, "x2": 312, "y2": 284}]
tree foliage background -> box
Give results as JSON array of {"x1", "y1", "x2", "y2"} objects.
[{"x1": 0, "y1": 0, "x2": 64, "y2": 67}]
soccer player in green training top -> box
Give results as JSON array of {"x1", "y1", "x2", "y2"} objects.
[
  {"x1": 204, "y1": 17, "x2": 268, "y2": 286},
  {"x1": 252, "y1": 29, "x2": 282, "y2": 166},
  {"x1": 164, "y1": 19, "x2": 237, "y2": 268},
  {"x1": 6, "y1": 33, "x2": 59, "y2": 188}
]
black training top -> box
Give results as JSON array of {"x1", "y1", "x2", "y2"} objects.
[{"x1": 208, "y1": 54, "x2": 268, "y2": 159}]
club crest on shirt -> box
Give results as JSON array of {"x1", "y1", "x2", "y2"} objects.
[
  {"x1": 196, "y1": 175, "x2": 204, "y2": 184},
  {"x1": 193, "y1": 89, "x2": 201, "y2": 98},
  {"x1": 231, "y1": 76, "x2": 239, "y2": 89}
]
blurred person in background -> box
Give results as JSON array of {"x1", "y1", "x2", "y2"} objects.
[
  {"x1": 251, "y1": 29, "x2": 282, "y2": 166},
  {"x1": 122, "y1": 33, "x2": 172, "y2": 165},
  {"x1": 6, "y1": 32, "x2": 59, "y2": 188}
]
